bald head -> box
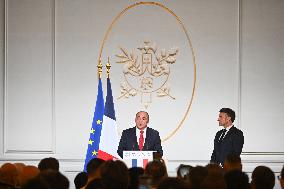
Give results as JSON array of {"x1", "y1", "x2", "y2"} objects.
[{"x1": 135, "y1": 111, "x2": 149, "y2": 130}]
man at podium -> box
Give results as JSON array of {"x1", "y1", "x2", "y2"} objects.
[{"x1": 117, "y1": 111, "x2": 163, "y2": 158}]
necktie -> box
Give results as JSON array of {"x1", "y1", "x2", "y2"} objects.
[
  {"x1": 219, "y1": 129, "x2": 227, "y2": 142},
  {"x1": 139, "y1": 130, "x2": 144, "y2": 151}
]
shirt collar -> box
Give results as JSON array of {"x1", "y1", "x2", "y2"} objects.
[
  {"x1": 136, "y1": 127, "x2": 147, "y2": 144},
  {"x1": 136, "y1": 127, "x2": 147, "y2": 134},
  {"x1": 225, "y1": 125, "x2": 233, "y2": 131}
]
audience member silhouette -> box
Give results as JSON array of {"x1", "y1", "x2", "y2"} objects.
[
  {"x1": 177, "y1": 164, "x2": 193, "y2": 180},
  {"x1": 38, "y1": 157, "x2": 60, "y2": 172},
  {"x1": 128, "y1": 167, "x2": 144, "y2": 189},
  {"x1": 251, "y1": 166, "x2": 275, "y2": 189},
  {"x1": 224, "y1": 170, "x2": 249, "y2": 189},
  {"x1": 38, "y1": 170, "x2": 69, "y2": 189},
  {"x1": 74, "y1": 171, "x2": 88, "y2": 189},
  {"x1": 205, "y1": 163, "x2": 223, "y2": 178},
  {"x1": 0, "y1": 163, "x2": 19, "y2": 188},
  {"x1": 200, "y1": 175, "x2": 227, "y2": 189},
  {"x1": 21, "y1": 176, "x2": 51, "y2": 189},
  {"x1": 157, "y1": 177, "x2": 190, "y2": 189},
  {"x1": 86, "y1": 178, "x2": 105, "y2": 189},
  {"x1": 144, "y1": 160, "x2": 168, "y2": 188},
  {"x1": 223, "y1": 154, "x2": 242, "y2": 172},
  {"x1": 188, "y1": 166, "x2": 208, "y2": 189},
  {"x1": 19, "y1": 165, "x2": 40, "y2": 186},
  {"x1": 100, "y1": 160, "x2": 129, "y2": 189},
  {"x1": 86, "y1": 158, "x2": 105, "y2": 179},
  {"x1": 14, "y1": 163, "x2": 25, "y2": 176}
]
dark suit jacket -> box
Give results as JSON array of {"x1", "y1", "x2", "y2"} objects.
[
  {"x1": 117, "y1": 127, "x2": 163, "y2": 158},
  {"x1": 210, "y1": 126, "x2": 244, "y2": 166}
]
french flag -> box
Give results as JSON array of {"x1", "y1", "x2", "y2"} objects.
[
  {"x1": 131, "y1": 159, "x2": 149, "y2": 169},
  {"x1": 98, "y1": 78, "x2": 119, "y2": 160}
]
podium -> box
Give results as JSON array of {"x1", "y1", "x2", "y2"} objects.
[{"x1": 123, "y1": 151, "x2": 155, "y2": 168}]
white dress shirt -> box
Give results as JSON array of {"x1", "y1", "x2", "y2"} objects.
[{"x1": 136, "y1": 127, "x2": 147, "y2": 145}]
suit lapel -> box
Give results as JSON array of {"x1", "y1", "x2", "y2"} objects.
[
  {"x1": 143, "y1": 128, "x2": 151, "y2": 150},
  {"x1": 131, "y1": 127, "x2": 139, "y2": 150},
  {"x1": 223, "y1": 126, "x2": 235, "y2": 140}
]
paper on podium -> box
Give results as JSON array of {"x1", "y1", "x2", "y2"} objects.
[{"x1": 123, "y1": 151, "x2": 155, "y2": 168}]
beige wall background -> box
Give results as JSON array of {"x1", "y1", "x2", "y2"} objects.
[{"x1": 0, "y1": 0, "x2": 283, "y2": 189}]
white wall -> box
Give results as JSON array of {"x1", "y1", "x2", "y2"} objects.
[{"x1": 0, "y1": 0, "x2": 283, "y2": 189}]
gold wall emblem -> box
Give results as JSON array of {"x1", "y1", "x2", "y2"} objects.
[
  {"x1": 97, "y1": 2, "x2": 196, "y2": 141},
  {"x1": 116, "y1": 41, "x2": 179, "y2": 108}
]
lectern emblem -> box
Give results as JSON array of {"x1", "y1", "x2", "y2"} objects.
[{"x1": 116, "y1": 41, "x2": 179, "y2": 108}]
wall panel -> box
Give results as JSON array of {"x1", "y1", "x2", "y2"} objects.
[
  {"x1": 4, "y1": 0, "x2": 55, "y2": 153},
  {"x1": 240, "y1": 0, "x2": 284, "y2": 153}
]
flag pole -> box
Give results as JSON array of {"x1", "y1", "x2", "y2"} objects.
[
  {"x1": 98, "y1": 58, "x2": 103, "y2": 79},
  {"x1": 106, "y1": 57, "x2": 111, "y2": 79}
]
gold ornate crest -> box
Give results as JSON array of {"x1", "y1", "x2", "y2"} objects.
[
  {"x1": 97, "y1": 2, "x2": 196, "y2": 141},
  {"x1": 116, "y1": 41, "x2": 179, "y2": 108}
]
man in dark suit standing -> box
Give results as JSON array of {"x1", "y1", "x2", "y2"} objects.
[
  {"x1": 117, "y1": 111, "x2": 163, "y2": 158},
  {"x1": 210, "y1": 108, "x2": 244, "y2": 166}
]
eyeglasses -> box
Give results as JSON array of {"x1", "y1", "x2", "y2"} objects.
[{"x1": 278, "y1": 175, "x2": 282, "y2": 180}]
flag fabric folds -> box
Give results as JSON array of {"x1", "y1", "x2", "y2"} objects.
[
  {"x1": 98, "y1": 78, "x2": 120, "y2": 160},
  {"x1": 83, "y1": 78, "x2": 104, "y2": 172}
]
